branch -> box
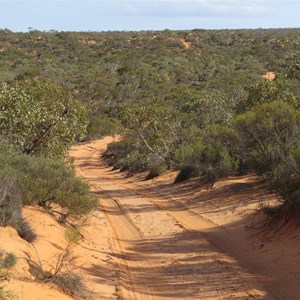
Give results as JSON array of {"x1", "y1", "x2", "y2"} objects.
[{"x1": 139, "y1": 132, "x2": 165, "y2": 162}]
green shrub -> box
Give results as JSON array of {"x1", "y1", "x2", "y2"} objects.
[
  {"x1": 145, "y1": 158, "x2": 167, "y2": 180},
  {"x1": 0, "y1": 175, "x2": 22, "y2": 228},
  {"x1": 0, "y1": 80, "x2": 88, "y2": 159},
  {"x1": 0, "y1": 147, "x2": 98, "y2": 219},
  {"x1": 233, "y1": 101, "x2": 300, "y2": 174},
  {"x1": 174, "y1": 165, "x2": 198, "y2": 183},
  {"x1": 86, "y1": 115, "x2": 121, "y2": 139},
  {"x1": 175, "y1": 125, "x2": 239, "y2": 183},
  {"x1": 106, "y1": 140, "x2": 134, "y2": 168},
  {"x1": 65, "y1": 227, "x2": 81, "y2": 245},
  {"x1": 124, "y1": 151, "x2": 149, "y2": 173},
  {"x1": 19, "y1": 156, "x2": 98, "y2": 216},
  {"x1": 198, "y1": 143, "x2": 239, "y2": 181}
]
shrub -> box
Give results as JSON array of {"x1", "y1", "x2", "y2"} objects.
[
  {"x1": 86, "y1": 115, "x2": 121, "y2": 140},
  {"x1": 174, "y1": 165, "x2": 198, "y2": 183},
  {"x1": 233, "y1": 101, "x2": 300, "y2": 212},
  {"x1": 145, "y1": 158, "x2": 167, "y2": 180},
  {"x1": 0, "y1": 80, "x2": 88, "y2": 159},
  {"x1": 124, "y1": 151, "x2": 149, "y2": 173},
  {"x1": 0, "y1": 174, "x2": 22, "y2": 228},
  {"x1": 233, "y1": 101, "x2": 300, "y2": 174},
  {"x1": 17, "y1": 155, "x2": 98, "y2": 216},
  {"x1": 65, "y1": 227, "x2": 81, "y2": 245},
  {"x1": 0, "y1": 147, "x2": 98, "y2": 221},
  {"x1": 27, "y1": 245, "x2": 88, "y2": 298},
  {"x1": 175, "y1": 125, "x2": 239, "y2": 183},
  {"x1": 197, "y1": 143, "x2": 239, "y2": 181}
]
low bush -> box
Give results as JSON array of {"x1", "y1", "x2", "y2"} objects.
[
  {"x1": 65, "y1": 227, "x2": 82, "y2": 245},
  {"x1": 0, "y1": 174, "x2": 22, "y2": 228},
  {"x1": 0, "y1": 174, "x2": 35, "y2": 241},
  {"x1": 146, "y1": 158, "x2": 167, "y2": 180},
  {"x1": 175, "y1": 125, "x2": 239, "y2": 183},
  {"x1": 124, "y1": 151, "x2": 149, "y2": 173},
  {"x1": 174, "y1": 165, "x2": 198, "y2": 183},
  {"x1": 86, "y1": 114, "x2": 121, "y2": 140},
  {"x1": 0, "y1": 146, "x2": 97, "y2": 225}
]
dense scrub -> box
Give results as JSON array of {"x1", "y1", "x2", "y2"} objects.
[
  {"x1": 0, "y1": 28, "x2": 300, "y2": 215},
  {"x1": 0, "y1": 79, "x2": 97, "y2": 242},
  {"x1": 0, "y1": 144, "x2": 97, "y2": 236}
]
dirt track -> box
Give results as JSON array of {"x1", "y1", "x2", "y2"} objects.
[{"x1": 70, "y1": 137, "x2": 300, "y2": 300}]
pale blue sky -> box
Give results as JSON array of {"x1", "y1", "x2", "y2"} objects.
[{"x1": 0, "y1": 0, "x2": 299, "y2": 32}]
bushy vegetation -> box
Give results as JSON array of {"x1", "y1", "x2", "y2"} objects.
[
  {"x1": 0, "y1": 146, "x2": 97, "y2": 222},
  {"x1": 0, "y1": 80, "x2": 88, "y2": 159},
  {"x1": 233, "y1": 101, "x2": 300, "y2": 210},
  {"x1": 0, "y1": 79, "x2": 97, "y2": 243},
  {"x1": 0, "y1": 28, "x2": 299, "y2": 217}
]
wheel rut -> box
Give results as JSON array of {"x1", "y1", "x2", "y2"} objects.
[{"x1": 70, "y1": 137, "x2": 294, "y2": 300}]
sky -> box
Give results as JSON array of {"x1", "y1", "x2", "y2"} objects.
[{"x1": 0, "y1": 0, "x2": 299, "y2": 32}]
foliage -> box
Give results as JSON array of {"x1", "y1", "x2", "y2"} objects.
[
  {"x1": 232, "y1": 101, "x2": 300, "y2": 210},
  {"x1": 65, "y1": 227, "x2": 81, "y2": 245},
  {"x1": 123, "y1": 151, "x2": 149, "y2": 173},
  {"x1": 175, "y1": 125, "x2": 239, "y2": 182},
  {"x1": 0, "y1": 80, "x2": 88, "y2": 159},
  {"x1": 18, "y1": 156, "x2": 98, "y2": 216},
  {"x1": 86, "y1": 114, "x2": 121, "y2": 140},
  {"x1": 145, "y1": 157, "x2": 167, "y2": 180},
  {"x1": 118, "y1": 104, "x2": 182, "y2": 169},
  {"x1": 233, "y1": 101, "x2": 300, "y2": 174},
  {"x1": 0, "y1": 28, "x2": 300, "y2": 216},
  {"x1": 285, "y1": 51, "x2": 300, "y2": 81},
  {"x1": 235, "y1": 80, "x2": 280, "y2": 114},
  {"x1": 0, "y1": 174, "x2": 22, "y2": 228},
  {"x1": 174, "y1": 165, "x2": 198, "y2": 184},
  {"x1": 0, "y1": 146, "x2": 98, "y2": 219}
]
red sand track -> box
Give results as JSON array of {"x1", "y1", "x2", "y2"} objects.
[{"x1": 69, "y1": 137, "x2": 300, "y2": 300}]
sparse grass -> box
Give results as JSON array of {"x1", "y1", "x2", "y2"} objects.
[
  {"x1": 65, "y1": 227, "x2": 82, "y2": 245},
  {"x1": 27, "y1": 244, "x2": 88, "y2": 299},
  {"x1": 52, "y1": 273, "x2": 87, "y2": 298},
  {"x1": 0, "y1": 253, "x2": 17, "y2": 269}
]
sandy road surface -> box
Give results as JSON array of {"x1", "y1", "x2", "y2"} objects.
[{"x1": 70, "y1": 137, "x2": 300, "y2": 300}]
